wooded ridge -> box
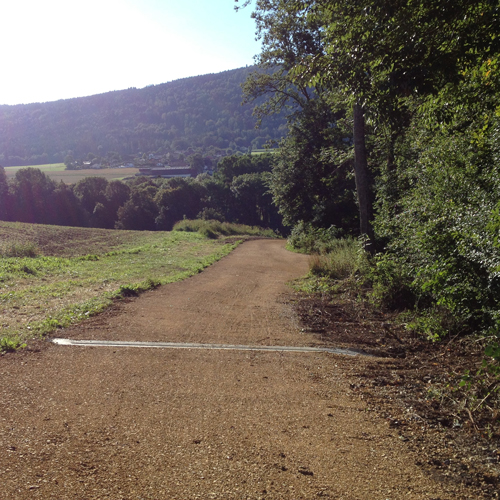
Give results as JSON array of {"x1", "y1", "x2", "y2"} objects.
[{"x1": 0, "y1": 67, "x2": 287, "y2": 167}]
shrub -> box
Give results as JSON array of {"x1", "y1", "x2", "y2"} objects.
[
  {"x1": 368, "y1": 255, "x2": 419, "y2": 312},
  {"x1": 287, "y1": 221, "x2": 342, "y2": 254},
  {"x1": 374, "y1": 108, "x2": 500, "y2": 340}
]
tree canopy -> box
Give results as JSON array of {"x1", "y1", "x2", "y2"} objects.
[
  {"x1": 241, "y1": 0, "x2": 500, "y2": 244},
  {"x1": 239, "y1": 0, "x2": 500, "y2": 340}
]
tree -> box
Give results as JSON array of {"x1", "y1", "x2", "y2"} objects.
[
  {"x1": 105, "y1": 180, "x2": 131, "y2": 225},
  {"x1": 9, "y1": 168, "x2": 57, "y2": 224},
  {"x1": 154, "y1": 178, "x2": 204, "y2": 230},
  {"x1": 116, "y1": 183, "x2": 159, "y2": 231},
  {"x1": 52, "y1": 181, "x2": 85, "y2": 227},
  {"x1": 0, "y1": 166, "x2": 10, "y2": 221},
  {"x1": 64, "y1": 154, "x2": 76, "y2": 170},
  {"x1": 187, "y1": 153, "x2": 205, "y2": 174},
  {"x1": 196, "y1": 175, "x2": 232, "y2": 222},
  {"x1": 73, "y1": 177, "x2": 110, "y2": 227},
  {"x1": 230, "y1": 173, "x2": 272, "y2": 226},
  {"x1": 239, "y1": 0, "x2": 375, "y2": 241},
  {"x1": 215, "y1": 154, "x2": 273, "y2": 185},
  {"x1": 269, "y1": 99, "x2": 358, "y2": 232},
  {"x1": 240, "y1": 0, "x2": 500, "y2": 244}
]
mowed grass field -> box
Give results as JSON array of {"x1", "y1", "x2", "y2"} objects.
[
  {"x1": 0, "y1": 221, "x2": 240, "y2": 350},
  {"x1": 4, "y1": 164, "x2": 140, "y2": 183}
]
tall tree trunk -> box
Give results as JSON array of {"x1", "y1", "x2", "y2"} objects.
[{"x1": 353, "y1": 102, "x2": 374, "y2": 250}]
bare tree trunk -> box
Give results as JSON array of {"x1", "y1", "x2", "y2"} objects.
[{"x1": 353, "y1": 102, "x2": 374, "y2": 249}]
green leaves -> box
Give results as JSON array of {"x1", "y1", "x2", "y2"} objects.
[
  {"x1": 0, "y1": 337, "x2": 26, "y2": 353},
  {"x1": 485, "y1": 343, "x2": 500, "y2": 361},
  {"x1": 375, "y1": 75, "x2": 500, "y2": 337}
]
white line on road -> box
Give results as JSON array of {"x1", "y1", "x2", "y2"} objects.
[{"x1": 50, "y1": 338, "x2": 367, "y2": 356}]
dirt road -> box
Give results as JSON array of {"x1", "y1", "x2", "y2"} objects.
[{"x1": 0, "y1": 240, "x2": 471, "y2": 499}]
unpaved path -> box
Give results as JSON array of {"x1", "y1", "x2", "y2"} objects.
[{"x1": 0, "y1": 240, "x2": 471, "y2": 499}]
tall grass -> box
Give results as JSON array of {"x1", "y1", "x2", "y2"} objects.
[
  {"x1": 286, "y1": 222, "x2": 367, "y2": 280},
  {"x1": 173, "y1": 219, "x2": 277, "y2": 239},
  {"x1": 309, "y1": 238, "x2": 366, "y2": 279}
]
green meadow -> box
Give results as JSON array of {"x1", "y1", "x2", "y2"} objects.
[{"x1": 0, "y1": 221, "x2": 241, "y2": 350}]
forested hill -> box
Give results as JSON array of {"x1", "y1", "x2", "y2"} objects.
[{"x1": 0, "y1": 66, "x2": 286, "y2": 166}]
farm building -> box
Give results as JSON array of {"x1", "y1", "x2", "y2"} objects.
[{"x1": 137, "y1": 166, "x2": 196, "y2": 178}]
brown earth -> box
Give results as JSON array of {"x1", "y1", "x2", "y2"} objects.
[
  {"x1": 0, "y1": 239, "x2": 491, "y2": 499},
  {"x1": 295, "y1": 288, "x2": 500, "y2": 498}
]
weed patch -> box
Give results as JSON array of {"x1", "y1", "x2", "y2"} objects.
[{"x1": 0, "y1": 337, "x2": 26, "y2": 353}]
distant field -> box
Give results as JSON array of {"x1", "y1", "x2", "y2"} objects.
[{"x1": 4, "y1": 164, "x2": 140, "y2": 184}]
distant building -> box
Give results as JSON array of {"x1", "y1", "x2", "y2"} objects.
[{"x1": 137, "y1": 166, "x2": 196, "y2": 178}]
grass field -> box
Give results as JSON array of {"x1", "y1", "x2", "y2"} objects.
[
  {"x1": 4, "y1": 164, "x2": 140, "y2": 184},
  {"x1": 0, "y1": 221, "x2": 240, "y2": 350}
]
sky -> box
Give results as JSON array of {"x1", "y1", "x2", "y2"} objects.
[{"x1": 0, "y1": 0, "x2": 260, "y2": 106}]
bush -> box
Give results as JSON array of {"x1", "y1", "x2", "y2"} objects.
[
  {"x1": 374, "y1": 113, "x2": 500, "y2": 339},
  {"x1": 287, "y1": 221, "x2": 342, "y2": 254},
  {"x1": 368, "y1": 255, "x2": 420, "y2": 312}
]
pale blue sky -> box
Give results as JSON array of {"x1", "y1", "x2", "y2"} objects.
[{"x1": 0, "y1": 0, "x2": 260, "y2": 105}]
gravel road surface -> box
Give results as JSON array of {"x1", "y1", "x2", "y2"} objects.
[{"x1": 0, "y1": 240, "x2": 471, "y2": 498}]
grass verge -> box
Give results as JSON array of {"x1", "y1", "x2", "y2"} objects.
[
  {"x1": 0, "y1": 221, "x2": 240, "y2": 351},
  {"x1": 290, "y1": 232, "x2": 500, "y2": 445}
]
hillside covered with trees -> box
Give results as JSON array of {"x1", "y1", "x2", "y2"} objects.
[{"x1": 0, "y1": 67, "x2": 287, "y2": 166}]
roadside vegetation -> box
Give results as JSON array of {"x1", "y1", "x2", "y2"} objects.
[
  {"x1": 288, "y1": 224, "x2": 500, "y2": 447},
  {"x1": 173, "y1": 219, "x2": 277, "y2": 239},
  {"x1": 0, "y1": 221, "x2": 272, "y2": 352},
  {"x1": 237, "y1": 0, "x2": 500, "y2": 452}
]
